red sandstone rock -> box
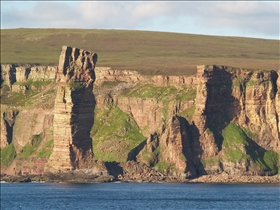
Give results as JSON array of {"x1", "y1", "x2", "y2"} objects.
[{"x1": 44, "y1": 46, "x2": 97, "y2": 173}]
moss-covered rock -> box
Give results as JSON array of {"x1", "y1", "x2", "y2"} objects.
[{"x1": 91, "y1": 105, "x2": 146, "y2": 162}]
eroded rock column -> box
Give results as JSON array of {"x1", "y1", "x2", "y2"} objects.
[{"x1": 45, "y1": 46, "x2": 97, "y2": 173}]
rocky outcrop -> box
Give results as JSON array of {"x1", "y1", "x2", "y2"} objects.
[
  {"x1": 12, "y1": 109, "x2": 53, "y2": 149},
  {"x1": 137, "y1": 116, "x2": 196, "y2": 179},
  {"x1": 188, "y1": 173, "x2": 280, "y2": 183},
  {"x1": 44, "y1": 46, "x2": 97, "y2": 173},
  {"x1": 95, "y1": 67, "x2": 196, "y2": 88},
  {"x1": 0, "y1": 64, "x2": 16, "y2": 88},
  {"x1": 116, "y1": 97, "x2": 194, "y2": 137},
  {"x1": 15, "y1": 66, "x2": 57, "y2": 82},
  {"x1": 1, "y1": 64, "x2": 56, "y2": 89},
  {"x1": 119, "y1": 161, "x2": 171, "y2": 182}
]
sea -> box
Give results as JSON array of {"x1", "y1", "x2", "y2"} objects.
[{"x1": 0, "y1": 182, "x2": 279, "y2": 210}]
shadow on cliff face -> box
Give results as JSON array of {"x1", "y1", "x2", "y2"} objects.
[
  {"x1": 188, "y1": 66, "x2": 242, "y2": 175},
  {"x1": 245, "y1": 137, "x2": 278, "y2": 175},
  {"x1": 3, "y1": 110, "x2": 18, "y2": 144},
  {"x1": 127, "y1": 140, "x2": 147, "y2": 161},
  {"x1": 188, "y1": 122, "x2": 207, "y2": 175},
  {"x1": 206, "y1": 66, "x2": 241, "y2": 150},
  {"x1": 70, "y1": 85, "x2": 96, "y2": 168},
  {"x1": 0, "y1": 67, "x2": 4, "y2": 86},
  {"x1": 177, "y1": 116, "x2": 199, "y2": 178},
  {"x1": 104, "y1": 161, "x2": 123, "y2": 178}
]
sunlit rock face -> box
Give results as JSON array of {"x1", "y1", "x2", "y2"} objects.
[{"x1": 44, "y1": 46, "x2": 97, "y2": 173}]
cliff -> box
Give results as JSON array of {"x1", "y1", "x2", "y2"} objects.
[
  {"x1": 93, "y1": 65, "x2": 280, "y2": 178},
  {"x1": 1, "y1": 55, "x2": 279, "y2": 180}
]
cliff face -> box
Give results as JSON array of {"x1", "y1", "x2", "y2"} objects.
[
  {"x1": 238, "y1": 70, "x2": 279, "y2": 151},
  {"x1": 196, "y1": 65, "x2": 279, "y2": 153},
  {"x1": 1, "y1": 60, "x2": 279, "y2": 179},
  {"x1": 136, "y1": 116, "x2": 196, "y2": 180},
  {"x1": 190, "y1": 66, "x2": 279, "y2": 175},
  {"x1": 44, "y1": 46, "x2": 97, "y2": 173},
  {"x1": 0, "y1": 64, "x2": 56, "y2": 87},
  {"x1": 95, "y1": 67, "x2": 196, "y2": 88},
  {"x1": 93, "y1": 65, "x2": 279, "y2": 177}
]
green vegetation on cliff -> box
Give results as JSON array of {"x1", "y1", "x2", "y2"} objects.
[
  {"x1": 13, "y1": 80, "x2": 52, "y2": 89},
  {"x1": 18, "y1": 134, "x2": 42, "y2": 158},
  {"x1": 0, "y1": 143, "x2": 17, "y2": 167},
  {"x1": 178, "y1": 105, "x2": 196, "y2": 122},
  {"x1": 221, "y1": 123, "x2": 279, "y2": 175},
  {"x1": 1, "y1": 80, "x2": 56, "y2": 109},
  {"x1": 222, "y1": 123, "x2": 249, "y2": 162},
  {"x1": 122, "y1": 84, "x2": 196, "y2": 102},
  {"x1": 155, "y1": 161, "x2": 175, "y2": 174},
  {"x1": 37, "y1": 140, "x2": 54, "y2": 158},
  {"x1": 121, "y1": 84, "x2": 196, "y2": 121},
  {"x1": 91, "y1": 105, "x2": 146, "y2": 162},
  {"x1": 69, "y1": 81, "x2": 86, "y2": 90},
  {"x1": 201, "y1": 156, "x2": 220, "y2": 166},
  {"x1": 250, "y1": 150, "x2": 280, "y2": 175}
]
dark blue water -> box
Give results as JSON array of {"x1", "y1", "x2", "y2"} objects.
[{"x1": 1, "y1": 182, "x2": 279, "y2": 210}]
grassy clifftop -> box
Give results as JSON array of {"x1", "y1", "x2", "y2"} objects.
[{"x1": 1, "y1": 28, "x2": 279, "y2": 75}]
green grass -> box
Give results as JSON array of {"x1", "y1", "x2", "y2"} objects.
[
  {"x1": 0, "y1": 143, "x2": 17, "y2": 167},
  {"x1": 221, "y1": 123, "x2": 279, "y2": 174},
  {"x1": 69, "y1": 81, "x2": 86, "y2": 90},
  {"x1": 241, "y1": 127, "x2": 258, "y2": 139},
  {"x1": 121, "y1": 84, "x2": 196, "y2": 121},
  {"x1": 12, "y1": 80, "x2": 52, "y2": 89},
  {"x1": 91, "y1": 105, "x2": 146, "y2": 162},
  {"x1": 1, "y1": 28, "x2": 279, "y2": 75},
  {"x1": 18, "y1": 134, "x2": 42, "y2": 158},
  {"x1": 154, "y1": 161, "x2": 175, "y2": 174},
  {"x1": 222, "y1": 123, "x2": 250, "y2": 162},
  {"x1": 201, "y1": 156, "x2": 220, "y2": 166},
  {"x1": 97, "y1": 81, "x2": 124, "y2": 88},
  {"x1": 1, "y1": 80, "x2": 56, "y2": 108},
  {"x1": 37, "y1": 140, "x2": 54, "y2": 158},
  {"x1": 232, "y1": 76, "x2": 245, "y2": 88},
  {"x1": 140, "y1": 145, "x2": 161, "y2": 167},
  {"x1": 251, "y1": 150, "x2": 279, "y2": 174},
  {"x1": 222, "y1": 123, "x2": 249, "y2": 147},
  {"x1": 121, "y1": 84, "x2": 196, "y2": 102},
  {"x1": 178, "y1": 105, "x2": 196, "y2": 122}
]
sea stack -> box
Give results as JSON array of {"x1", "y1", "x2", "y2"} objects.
[{"x1": 44, "y1": 46, "x2": 97, "y2": 173}]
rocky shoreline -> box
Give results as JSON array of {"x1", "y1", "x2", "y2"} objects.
[
  {"x1": 1, "y1": 173, "x2": 279, "y2": 184},
  {"x1": 188, "y1": 173, "x2": 280, "y2": 184}
]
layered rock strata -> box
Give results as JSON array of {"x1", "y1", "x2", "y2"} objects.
[
  {"x1": 44, "y1": 46, "x2": 97, "y2": 173},
  {"x1": 1, "y1": 61, "x2": 279, "y2": 180},
  {"x1": 190, "y1": 65, "x2": 279, "y2": 175},
  {"x1": 0, "y1": 64, "x2": 56, "y2": 88},
  {"x1": 94, "y1": 67, "x2": 196, "y2": 88}
]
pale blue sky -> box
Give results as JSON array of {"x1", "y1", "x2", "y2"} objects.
[{"x1": 1, "y1": 1, "x2": 279, "y2": 40}]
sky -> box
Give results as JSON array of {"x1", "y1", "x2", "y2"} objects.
[{"x1": 1, "y1": 1, "x2": 279, "y2": 40}]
